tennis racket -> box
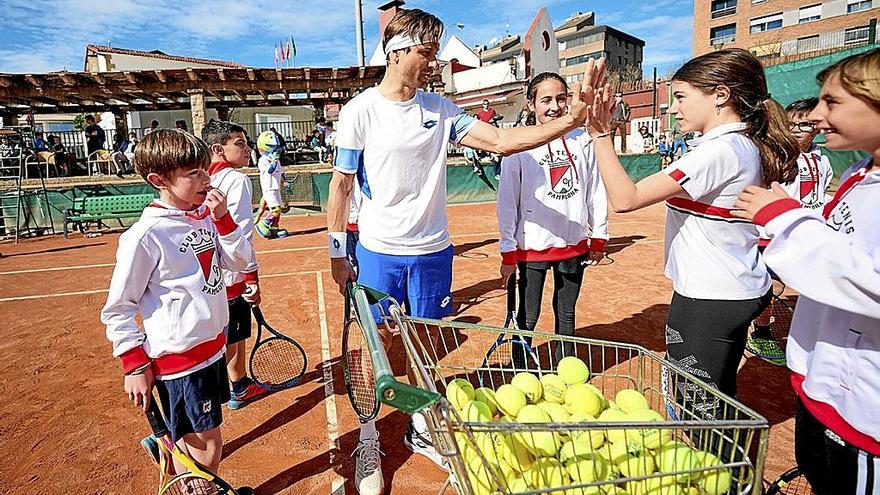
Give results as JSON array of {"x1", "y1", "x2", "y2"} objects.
[
  {"x1": 766, "y1": 467, "x2": 813, "y2": 494},
  {"x1": 745, "y1": 281, "x2": 795, "y2": 366},
  {"x1": 480, "y1": 274, "x2": 539, "y2": 377},
  {"x1": 145, "y1": 398, "x2": 239, "y2": 495},
  {"x1": 248, "y1": 306, "x2": 307, "y2": 391},
  {"x1": 341, "y1": 282, "x2": 380, "y2": 421}
]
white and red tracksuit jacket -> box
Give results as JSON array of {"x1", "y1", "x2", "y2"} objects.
[
  {"x1": 209, "y1": 161, "x2": 259, "y2": 299},
  {"x1": 101, "y1": 202, "x2": 253, "y2": 379},
  {"x1": 498, "y1": 130, "x2": 609, "y2": 264},
  {"x1": 755, "y1": 158, "x2": 880, "y2": 453},
  {"x1": 758, "y1": 145, "x2": 834, "y2": 246}
]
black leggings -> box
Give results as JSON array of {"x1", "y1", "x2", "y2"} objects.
[
  {"x1": 516, "y1": 258, "x2": 585, "y2": 364},
  {"x1": 665, "y1": 290, "x2": 771, "y2": 414}
]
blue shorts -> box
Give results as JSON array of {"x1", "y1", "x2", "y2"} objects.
[
  {"x1": 355, "y1": 243, "x2": 454, "y2": 320},
  {"x1": 155, "y1": 357, "x2": 230, "y2": 442}
]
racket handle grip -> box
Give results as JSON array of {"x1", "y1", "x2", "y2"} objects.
[
  {"x1": 506, "y1": 274, "x2": 517, "y2": 313},
  {"x1": 145, "y1": 398, "x2": 170, "y2": 437}
]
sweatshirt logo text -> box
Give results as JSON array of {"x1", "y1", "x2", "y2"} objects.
[{"x1": 542, "y1": 150, "x2": 579, "y2": 200}]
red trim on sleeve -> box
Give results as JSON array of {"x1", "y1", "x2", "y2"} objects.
[
  {"x1": 213, "y1": 212, "x2": 237, "y2": 235},
  {"x1": 668, "y1": 168, "x2": 685, "y2": 181},
  {"x1": 243, "y1": 271, "x2": 259, "y2": 284},
  {"x1": 346, "y1": 223, "x2": 359, "y2": 232},
  {"x1": 791, "y1": 373, "x2": 880, "y2": 456},
  {"x1": 226, "y1": 280, "x2": 245, "y2": 300},
  {"x1": 753, "y1": 198, "x2": 801, "y2": 227},
  {"x1": 589, "y1": 238, "x2": 607, "y2": 252},
  {"x1": 119, "y1": 345, "x2": 151, "y2": 375},
  {"x1": 501, "y1": 251, "x2": 518, "y2": 265}
]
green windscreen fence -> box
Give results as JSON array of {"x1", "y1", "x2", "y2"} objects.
[{"x1": 766, "y1": 44, "x2": 879, "y2": 107}]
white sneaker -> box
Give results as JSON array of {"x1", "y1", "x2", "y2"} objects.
[
  {"x1": 403, "y1": 419, "x2": 447, "y2": 470},
  {"x1": 354, "y1": 435, "x2": 384, "y2": 495}
]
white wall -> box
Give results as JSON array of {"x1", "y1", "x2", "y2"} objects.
[{"x1": 450, "y1": 57, "x2": 523, "y2": 94}]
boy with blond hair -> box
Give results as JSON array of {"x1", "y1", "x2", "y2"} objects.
[{"x1": 102, "y1": 129, "x2": 252, "y2": 474}]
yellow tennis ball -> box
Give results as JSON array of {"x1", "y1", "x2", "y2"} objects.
[
  {"x1": 566, "y1": 454, "x2": 609, "y2": 483},
  {"x1": 527, "y1": 457, "x2": 569, "y2": 489},
  {"x1": 466, "y1": 453, "x2": 499, "y2": 494},
  {"x1": 567, "y1": 413, "x2": 605, "y2": 449},
  {"x1": 558, "y1": 437, "x2": 595, "y2": 465},
  {"x1": 597, "y1": 408, "x2": 631, "y2": 444},
  {"x1": 557, "y1": 356, "x2": 590, "y2": 385},
  {"x1": 496, "y1": 384, "x2": 527, "y2": 418},
  {"x1": 565, "y1": 383, "x2": 604, "y2": 417},
  {"x1": 540, "y1": 374, "x2": 568, "y2": 404},
  {"x1": 615, "y1": 388, "x2": 650, "y2": 414},
  {"x1": 512, "y1": 372, "x2": 543, "y2": 403},
  {"x1": 657, "y1": 447, "x2": 701, "y2": 483},
  {"x1": 617, "y1": 453, "x2": 656, "y2": 479},
  {"x1": 629, "y1": 475, "x2": 683, "y2": 495},
  {"x1": 516, "y1": 405, "x2": 561, "y2": 457},
  {"x1": 537, "y1": 401, "x2": 571, "y2": 423},
  {"x1": 700, "y1": 469, "x2": 732, "y2": 495},
  {"x1": 505, "y1": 477, "x2": 529, "y2": 492},
  {"x1": 462, "y1": 399, "x2": 492, "y2": 423},
  {"x1": 473, "y1": 387, "x2": 499, "y2": 417},
  {"x1": 446, "y1": 378, "x2": 475, "y2": 411},
  {"x1": 504, "y1": 434, "x2": 536, "y2": 473}
]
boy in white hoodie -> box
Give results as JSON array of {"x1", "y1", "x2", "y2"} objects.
[{"x1": 102, "y1": 129, "x2": 252, "y2": 474}]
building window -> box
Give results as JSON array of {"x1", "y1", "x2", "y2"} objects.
[
  {"x1": 564, "y1": 51, "x2": 605, "y2": 67},
  {"x1": 750, "y1": 13, "x2": 783, "y2": 33},
  {"x1": 710, "y1": 23, "x2": 737, "y2": 45},
  {"x1": 845, "y1": 25, "x2": 871, "y2": 44},
  {"x1": 711, "y1": 0, "x2": 737, "y2": 19},
  {"x1": 847, "y1": 0, "x2": 873, "y2": 13},
  {"x1": 798, "y1": 4, "x2": 822, "y2": 23},
  {"x1": 796, "y1": 35, "x2": 820, "y2": 53},
  {"x1": 751, "y1": 0, "x2": 767, "y2": 3}
]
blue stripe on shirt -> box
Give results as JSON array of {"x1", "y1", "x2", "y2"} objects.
[
  {"x1": 334, "y1": 147, "x2": 363, "y2": 174},
  {"x1": 450, "y1": 112, "x2": 477, "y2": 144}
]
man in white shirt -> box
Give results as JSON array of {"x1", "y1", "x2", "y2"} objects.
[{"x1": 326, "y1": 8, "x2": 601, "y2": 495}]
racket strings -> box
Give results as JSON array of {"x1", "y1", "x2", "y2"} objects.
[
  {"x1": 251, "y1": 338, "x2": 305, "y2": 387},
  {"x1": 163, "y1": 475, "x2": 220, "y2": 495},
  {"x1": 775, "y1": 473, "x2": 813, "y2": 494},
  {"x1": 344, "y1": 320, "x2": 378, "y2": 418}
]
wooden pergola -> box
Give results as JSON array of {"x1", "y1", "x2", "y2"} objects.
[{"x1": 0, "y1": 65, "x2": 385, "y2": 134}]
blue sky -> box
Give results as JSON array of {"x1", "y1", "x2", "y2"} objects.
[{"x1": 0, "y1": 0, "x2": 693, "y2": 75}]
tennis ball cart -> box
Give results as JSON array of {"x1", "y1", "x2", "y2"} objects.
[{"x1": 345, "y1": 284, "x2": 770, "y2": 495}]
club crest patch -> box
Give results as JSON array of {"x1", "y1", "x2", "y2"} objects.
[{"x1": 179, "y1": 229, "x2": 223, "y2": 295}]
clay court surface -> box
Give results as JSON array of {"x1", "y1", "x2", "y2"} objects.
[{"x1": 0, "y1": 201, "x2": 797, "y2": 494}]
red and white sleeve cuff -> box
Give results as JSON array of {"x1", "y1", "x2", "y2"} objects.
[
  {"x1": 501, "y1": 251, "x2": 518, "y2": 265},
  {"x1": 243, "y1": 271, "x2": 259, "y2": 284},
  {"x1": 213, "y1": 212, "x2": 238, "y2": 235},
  {"x1": 753, "y1": 198, "x2": 801, "y2": 227},
  {"x1": 119, "y1": 346, "x2": 151, "y2": 375},
  {"x1": 589, "y1": 238, "x2": 607, "y2": 252}
]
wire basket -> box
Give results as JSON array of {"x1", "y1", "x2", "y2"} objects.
[{"x1": 375, "y1": 300, "x2": 770, "y2": 495}]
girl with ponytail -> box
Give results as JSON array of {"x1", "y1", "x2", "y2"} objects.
[{"x1": 582, "y1": 49, "x2": 797, "y2": 409}]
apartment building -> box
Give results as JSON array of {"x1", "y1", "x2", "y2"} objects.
[{"x1": 694, "y1": 0, "x2": 879, "y2": 59}]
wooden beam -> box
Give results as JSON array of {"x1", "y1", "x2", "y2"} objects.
[
  {"x1": 0, "y1": 77, "x2": 11, "y2": 88},
  {"x1": 275, "y1": 68, "x2": 283, "y2": 82},
  {"x1": 154, "y1": 70, "x2": 167, "y2": 83},
  {"x1": 217, "y1": 69, "x2": 226, "y2": 81},
  {"x1": 88, "y1": 72, "x2": 106, "y2": 85},
  {"x1": 247, "y1": 68, "x2": 256, "y2": 81},
  {"x1": 25, "y1": 74, "x2": 41, "y2": 87},
  {"x1": 59, "y1": 73, "x2": 77, "y2": 86},
  {"x1": 233, "y1": 90, "x2": 247, "y2": 103},
  {"x1": 186, "y1": 69, "x2": 199, "y2": 82},
  {"x1": 124, "y1": 71, "x2": 137, "y2": 84},
  {"x1": 206, "y1": 90, "x2": 223, "y2": 101},
  {"x1": 258, "y1": 90, "x2": 269, "y2": 102}
]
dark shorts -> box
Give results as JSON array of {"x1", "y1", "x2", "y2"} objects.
[
  {"x1": 226, "y1": 295, "x2": 252, "y2": 345},
  {"x1": 155, "y1": 358, "x2": 230, "y2": 442}
]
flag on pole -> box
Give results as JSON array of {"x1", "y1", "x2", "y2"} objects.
[
  {"x1": 290, "y1": 34, "x2": 296, "y2": 67},
  {"x1": 274, "y1": 42, "x2": 279, "y2": 66}
]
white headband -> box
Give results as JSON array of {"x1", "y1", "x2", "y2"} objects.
[{"x1": 383, "y1": 33, "x2": 431, "y2": 55}]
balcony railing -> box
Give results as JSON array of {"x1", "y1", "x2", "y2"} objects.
[
  {"x1": 711, "y1": 6, "x2": 737, "y2": 18},
  {"x1": 710, "y1": 35, "x2": 736, "y2": 46}
]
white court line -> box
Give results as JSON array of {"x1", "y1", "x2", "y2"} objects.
[
  {"x1": 0, "y1": 229, "x2": 656, "y2": 277},
  {"x1": 0, "y1": 269, "x2": 327, "y2": 303},
  {"x1": 316, "y1": 272, "x2": 345, "y2": 495}
]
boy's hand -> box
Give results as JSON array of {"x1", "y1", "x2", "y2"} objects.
[
  {"x1": 124, "y1": 367, "x2": 154, "y2": 412},
  {"x1": 243, "y1": 283, "x2": 261, "y2": 306},
  {"x1": 732, "y1": 183, "x2": 792, "y2": 221},
  {"x1": 204, "y1": 188, "x2": 228, "y2": 220},
  {"x1": 500, "y1": 263, "x2": 516, "y2": 287},
  {"x1": 586, "y1": 249, "x2": 605, "y2": 266}
]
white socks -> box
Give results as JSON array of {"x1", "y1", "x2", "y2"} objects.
[{"x1": 359, "y1": 420, "x2": 377, "y2": 441}]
